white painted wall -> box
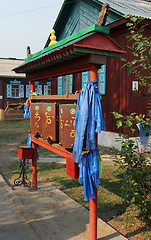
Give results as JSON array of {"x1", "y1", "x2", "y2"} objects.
[{"x1": 98, "y1": 131, "x2": 151, "y2": 153}]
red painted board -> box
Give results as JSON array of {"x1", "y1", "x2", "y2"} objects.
[
  {"x1": 17, "y1": 146, "x2": 34, "y2": 159},
  {"x1": 59, "y1": 104, "x2": 77, "y2": 149},
  {"x1": 30, "y1": 102, "x2": 43, "y2": 137},
  {"x1": 42, "y1": 103, "x2": 57, "y2": 141}
]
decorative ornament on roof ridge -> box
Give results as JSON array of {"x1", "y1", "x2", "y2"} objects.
[
  {"x1": 96, "y1": 3, "x2": 109, "y2": 26},
  {"x1": 48, "y1": 29, "x2": 57, "y2": 46}
]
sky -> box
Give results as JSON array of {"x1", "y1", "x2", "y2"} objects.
[{"x1": 0, "y1": 0, "x2": 64, "y2": 59}]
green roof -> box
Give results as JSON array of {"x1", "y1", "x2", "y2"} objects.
[{"x1": 25, "y1": 24, "x2": 110, "y2": 63}]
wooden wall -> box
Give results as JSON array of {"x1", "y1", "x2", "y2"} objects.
[
  {"x1": 54, "y1": 0, "x2": 122, "y2": 42},
  {"x1": 0, "y1": 77, "x2": 55, "y2": 110},
  {"x1": 0, "y1": 79, "x2": 4, "y2": 109},
  {"x1": 101, "y1": 21, "x2": 150, "y2": 134}
]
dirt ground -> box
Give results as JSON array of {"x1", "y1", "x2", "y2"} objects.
[{"x1": 0, "y1": 133, "x2": 27, "y2": 180}]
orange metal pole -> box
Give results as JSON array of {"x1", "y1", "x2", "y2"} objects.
[
  {"x1": 32, "y1": 142, "x2": 37, "y2": 190},
  {"x1": 89, "y1": 65, "x2": 98, "y2": 240}
]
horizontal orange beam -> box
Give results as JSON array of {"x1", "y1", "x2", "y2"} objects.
[{"x1": 31, "y1": 137, "x2": 72, "y2": 158}]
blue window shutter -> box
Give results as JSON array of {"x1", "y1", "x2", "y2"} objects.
[
  {"x1": 57, "y1": 76, "x2": 64, "y2": 95},
  {"x1": 7, "y1": 84, "x2": 12, "y2": 98},
  {"x1": 98, "y1": 65, "x2": 106, "y2": 95},
  {"x1": 82, "y1": 71, "x2": 89, "y2": 89},
  {"x1": 69, "y1": 74, "x2": 73, "y2": 93},
  {"x1": 44, "y1": 85, "x2": 48, "y2": 95},
  {"x1": 19, "y1": 84, "x2": 24, "y2": 98},
  {"x1": 37, "y1": 85, "x2": 42, "y2": 95},
  {"x1": 26, "y1": 85, "x2": 30, "y2": 98}
]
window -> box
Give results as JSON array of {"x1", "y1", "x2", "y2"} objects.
[
  {"x1": 35, "y1": 82, "x2": 42, "y2": 95},
  {"x1": 57, "y1": 74, "x2": 73, "y2": 95},
  {"x1": 7, "y1": 80, "x2": 24, "y2": 98},
  {"x1": 12, "y1": 84, "x2": 19, "y2": 98},
  {"x1": 81, "y1": 65, "x2": 106, "y2": 95},
  {"x1": 64, "y1": 75, "x2": 70, "y2": 94},
  {"x1": 35, "y1": 85, "x2": 38, "y2": 93},
  {"x1": 44, "y1": 82, "x2": 51, "y2": 95},
  {"x1": 48, "y1": 85, "x2": 51, "y2": 95}
]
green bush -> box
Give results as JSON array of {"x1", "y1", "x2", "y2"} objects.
[{"x1": 114, "y1": 135, "x2": 151, "y2": 221}]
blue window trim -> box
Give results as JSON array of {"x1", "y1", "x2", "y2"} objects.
[
  {"x1": 68, "y1": 74, "x2": 73, "y2": 94},
  {"x1": 98, "y1": 65, "x2": 106, "y2": 95},
  {"x1": 26, "y1": 84, "x2": 30, "y2": 98},
  {"x1": 7, "y1": 79, "x2": 24, "y2": 99},
  {"x1": 57, "y1": 76, "x2": 64, "y2": 95},
  {"x1": 82, "y1": 71, "x2": 89, "y2": 89},
  {"x1": 57, "y1": 74, "x2": 73, "y2": 95}
]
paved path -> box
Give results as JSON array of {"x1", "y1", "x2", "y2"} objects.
[
  {"x1": 0, "y1": 172, "x2": 127, "y2": 240},
  {"x1": 0, "y1": 175, "x2": 40, "y2": 240}
]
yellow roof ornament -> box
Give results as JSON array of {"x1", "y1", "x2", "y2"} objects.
[{"x1": 48, "y1": 29, "x2": 57, "y2": 46}]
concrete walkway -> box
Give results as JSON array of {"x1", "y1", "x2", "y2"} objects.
[
  {"x1": 0, "y1": 175, "x2": 40, "y2": 240},
  {"x1": 0, "y1": 168, "x2": 127, "y2": 240}
]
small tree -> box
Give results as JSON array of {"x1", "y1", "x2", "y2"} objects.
[{"x1": 113, "y1": 15, "x2": 151, "y2": 222}]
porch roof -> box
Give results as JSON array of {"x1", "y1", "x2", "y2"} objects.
[{"x1": 13, "y1": 24, "x2": 125, "y2": 76}]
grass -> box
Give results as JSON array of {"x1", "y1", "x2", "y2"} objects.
[
  {"x1": 0, "y1": 120, "x2": 30, "y2": 144},
  {"x1": 1, "y1": 120, "x2": 151, "y2": 239}
]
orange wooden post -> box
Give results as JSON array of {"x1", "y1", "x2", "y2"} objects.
[
  {"x1": 30, "y1": 81, "x2": 35, "y2": 91},
  {"x1": 31, "y1": 142, "x2": 37, "y2": 190},
  {"x1": 89, "y1": 65, "x2": 98, "y2": 240},
  {"x1": 30, "y1": 81, "x2": 37, "y2": 189}
]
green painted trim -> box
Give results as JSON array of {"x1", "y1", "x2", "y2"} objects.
[
  {"x1": 25, "y1": 24, "x2": 110, "y2": 63},
  {"x1": 31, "y1": 102, "x2": 42, "y2": 105},
  {"x1": 59, "y1": 104, "x2": 77, "y2": 107},
  {"x1": 75, "y1": 47, "x2": 122, "y2": 58},
  {"x1": 44, "y1": 103, "x2": 54, "y2": 105}
]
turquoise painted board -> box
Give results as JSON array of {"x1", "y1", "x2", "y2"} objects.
[
  {"x1": 82, "y1": 71, "x2": 89, "y2": 89},
  {"x1": 58, "y1": 2, "x2": 80, "y2": 41},
  {"x1": 37, "y1": 85, "x2": 42, "y2": 95},
  {"x1": 7, "y1": 84, "x2": 12, "y2": 98},
  {"x1": 26, "y1": 84, "x2": 30, "y2": 98},
  {"x1": 57, "y1": 76, "x2": 64, "y2": 95},
  {"x1": 69, "y1": 74, "x2": 73, "y2": 94},
  {"x1": 57, "y1": 0, "x2": 122, "y2": 41},
  {"x1": 44, "y1": 85, "x2": 48, "y2": 95},
  {"x1": 98, "y1": 65, "x2": 106, "y2": 95},
  {"x1": 19, "y1": 84, "x2": 24, "y2": 98}
]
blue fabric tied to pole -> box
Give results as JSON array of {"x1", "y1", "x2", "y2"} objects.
[
  {"x1": 24, "y1": 98, "x2": 30, "y2": 118},
  {"x1": 72, "y1": 78, "x2": 106, "y2": 201},
  {"x1": 72, "y1": 78, "x2": 106, "y2": 163},
  {"x1": 24, "y1": 90, "x2": 39, "y2": 160},
  {"x1": 79, "y1": 147, "x2": 100, "y2": 201},
  {"x1": 24, "y1": 90, "x2": 33, "y2": 118},
  {"x1": 27, "y1": 134, "x2": 39, "y2": 160}
]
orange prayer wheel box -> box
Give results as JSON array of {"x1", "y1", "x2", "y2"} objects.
[
  {"x1": 42, "y1": 103, "x2": 58, "y2": 142},
  {"x1": 30, "y1": 102, "x2": 43, "y2": 137},
  {"x1": 59, "y1": 104, "x2": 77, "y2": 149}
]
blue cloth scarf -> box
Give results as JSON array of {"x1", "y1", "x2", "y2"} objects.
[
  {"x1": 72, "y1": 78, "x2": 106, "y2": 163},
  {"x1": 79, "y1": 146, "x2": 100, "y2": 201},
  {"x1": 72, "y1": 78, "x2": 106, "y2": 201}
]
